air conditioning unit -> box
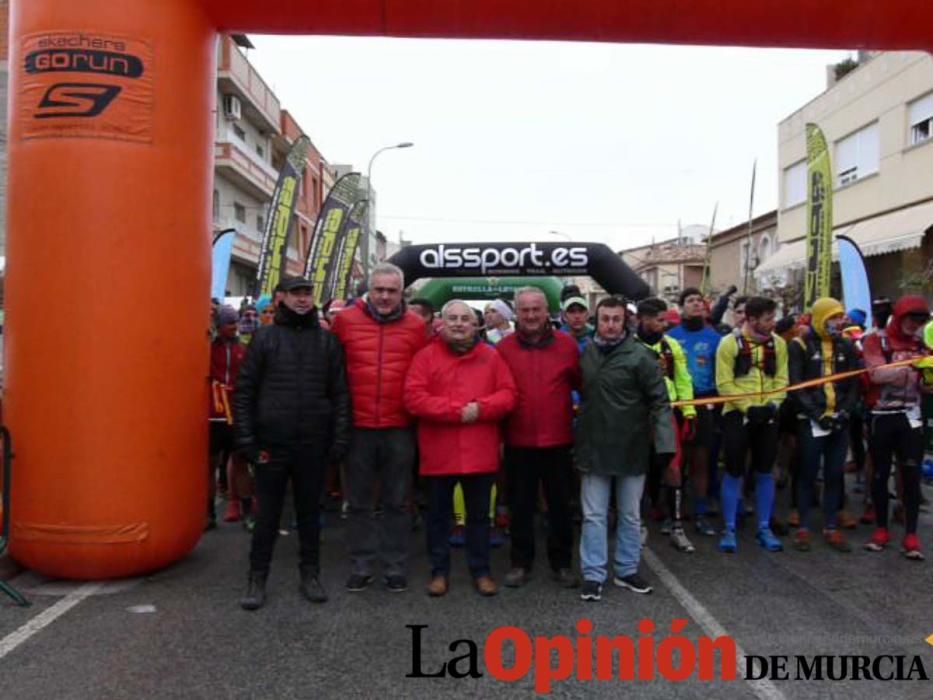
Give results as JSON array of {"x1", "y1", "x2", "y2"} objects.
[{"x1": 222, "y1": 94, "x2": 242, "y2": 121}]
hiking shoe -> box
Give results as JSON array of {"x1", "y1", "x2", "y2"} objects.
[
  {"x1": 345, "y1": 574, "x2": 374, "y2": 592},
  {"x1": 552, "y1": 568, "x2": 581, "y2": 589},
  {"x1": 384, "y1": 575, "x2": 408, "y2": 593},
  {"x1": 670, "y1": 527, "x2": 695, "y2": 553},
  {"x1": 448, "y1": 525, "x2": 465, "y2": 547},
  {"x1": 580, "y1": 580, "x2": 602, "y2": 602},
  {"x1": 299, "y1": 571, "x2": 328, "y2": 603},
  {"x1": 787, "y1": 510, "x2": 800, "y2": 528},
  {"x1": 613, "y1": 573, "x2": 653, "y2": 595},
  {"x1": 240, "y1": 571, "x2": 267, "y2": 611},
  {"x1": 756, "y1": 528, "x2": 783, "y2": 552},
  {"x1": 426, "y1": 576, "x2": 449, "y2": 597},
  {"x1": 718, "y1": 530, "x2": 737, "y2": 553},
  {"x1": 504, "y1": 567, "x2": 530, "y2": 588},
  {"x1": 660, "y1": 518, "x2": 673, "y2": 535},
  {"x1": 793, "y1": 529, "x2": 811, "y2": 552},
  {"x1": 864, "y1": 527, "x2": 889, "y2": 552},
  {"x1": 859, "y1": 505, "x2": 876, "y2": 525},
  {"x1": 901, "y1": 534, "x2": 924, "y2": 561},
  {"x1": 694, "y1": 516, "x2": 717, "y2": 537},
  {"x1": 474, "y1": 576, "x2": 498, "y2": 597},
  {"x1": 823, "y1": 529, "x2": 851, "y2": 553}
]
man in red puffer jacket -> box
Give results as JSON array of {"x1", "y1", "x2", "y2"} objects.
[
  {"x1": 405, "y1": 300, "x2": 517, "y2": 597},
  {"x1": 496, "y1": 286, "x2": 582, "y2": 589},
  {"x1": 331, "y1": 262, "x2": 428, "y2": 593}
]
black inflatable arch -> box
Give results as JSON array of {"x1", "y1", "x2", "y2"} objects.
[{"x1": 385, "y1": 241, "x2": 650, "y2": 300}]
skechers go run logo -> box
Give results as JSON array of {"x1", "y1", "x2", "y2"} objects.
[
  {"x1": 419, "y1": 243, "x2": 588, "y2": 274},
  {"x1": 35, "y1": 83, "x2": 121, "y2": 118}
]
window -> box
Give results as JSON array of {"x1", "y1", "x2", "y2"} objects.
[
  {"x1": 782, "y1": 160, "x2": 806, "y2": 208},
  {"x1": 232, "y1": 123, "x2": 245, "y2": 141},
  {"x1": 909, "y1": 92, "x2": 933, "y2": 146},
  {"x1": 212, "y1": 189, "x2": 219, "y2": 221},
  {"x1": 835, "y1": 122, "x2": 879, "y2": 186},
  {"x1": 255, "y1": 143, "x2": 264, "y2": 158},
  {"x1": 234, "y1": 202, "x2": 246, "y2": 223},
  {"x1": 256, "y1": 214, "x2": 265, "y2": 232}
]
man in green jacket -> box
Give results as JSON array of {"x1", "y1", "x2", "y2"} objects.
[{"x1": 576, "y1": 296, "x2": 677, "y2": 602}]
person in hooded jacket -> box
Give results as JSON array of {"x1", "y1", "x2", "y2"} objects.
[
  {"x1": 404, "y1": 300, "x2": 517, "y2": 597},
  {"x1": 234, "y1": 277, "x2": 351, "y2": 610},
  {"x1": 862, "y1": 295, "x2": 931, "y2": 560},
  {"x1": 788, "y1": 298, "x2": 860, "y2": 553}
]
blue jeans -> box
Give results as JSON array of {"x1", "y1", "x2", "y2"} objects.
[
  {"x1": 796, "y1": 420, "x2": 848, "y2": 531},
  {"x1": 580, "y1": 473, "x2": 645, "y2": 582},
  {"x1": 426, "y1": 474, "x2": 494, "y2": 579}
]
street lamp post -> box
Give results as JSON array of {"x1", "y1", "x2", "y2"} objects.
[{"x1": 363, "y1": 141, "x2": 414, "y2": 278}]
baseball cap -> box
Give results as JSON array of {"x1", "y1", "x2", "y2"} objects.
[{"x1": 561, "y1": 296, "x2": 588, "y2": 312}]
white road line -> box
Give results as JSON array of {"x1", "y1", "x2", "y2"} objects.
[
  {"x1": 642, "y1": 548, "x2": 787, "y2": 700},
  {"x1": 0, "y1": 582, "x2": 101, "y2": 661}
]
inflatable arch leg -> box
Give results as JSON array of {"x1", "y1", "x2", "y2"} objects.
[{"x1": 6, "y1": 0, "x2": 216, "y2": 578}]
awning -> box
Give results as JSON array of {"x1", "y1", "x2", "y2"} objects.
[{"x1": 756, "y1": 200, "x2": 933, "y2": 280}]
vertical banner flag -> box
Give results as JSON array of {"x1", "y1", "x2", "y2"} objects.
[
  {"x1": 329, "y1": 200, "x2": 368, "y2": 300},
  {"x1": 211, "y1": 228, "x2": 236, "y2": 300},
  {"x1": 700, "y1": 202, "x2": 718, "y2": 296},
  {"x1": 304, "y1": 172, "x2": 363, "y2": 307},
  {"x1": 254, "y1": 135, "x2": 312, "y2": 298},
  {"x1": 837, "y1": 235, "x2": 873, "y2": 328},
  {"x1": 805, "y1": 123, "x2": 833, "y2": 308}
]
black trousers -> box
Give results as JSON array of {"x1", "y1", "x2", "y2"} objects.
[
  {"x1": 249, "y1": 445, "x2": 327, "y2": 575},
  {"x1": 505, "y1": 446, "x2": 573, "y2": 571},
  {"x1": 870, "y1": 413, "x2": 922, "y2": 534},
  {"x1": 426, "y1": 474, "x2": 495, "y2": 579},
  {"x1": 722, "y1": 411, "x2": 779, "y2": 478}
]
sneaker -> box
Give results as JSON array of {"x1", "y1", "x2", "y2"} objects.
[
  {"x1": 639, "y1": 525, "x2": 648, "y2": 548},
  {"x1": 823, "y1": 529, "x2": 851, "y2": 553},
  {"x1": 345, "y1": 574, "x2": 374, "y2": 592},
  {"x1": 495, "y1": 508, "x2": 510, "y2": 533},
  {"x1": 718, "y1": 530, "x2": 737, "y2": 553},
  {"x1": 793, "y1": 529, "x2": 811, "y2": 552},
  {"x1": 299, "y1": 571, "x2": 328, "y2": 603},
  {"x1": 613, "y1": 573, "x2": 653, "y2": 595},
  {"x1": 787, "y1": 510, "x2": 800, "y2": 528},
  {"x1": 474, "y1": 576, "x2": 498, "y2": 597},
  {"x1": 448, "y1": 525, "x2": 466, "y2": 547},
  {"x1": 859, "y1": 504, "x2": 876, "y2": 525},
  {"x1": 384, "y1": 575, "x2": 408, "y2": 593},
  {"x1": 660, "y1": 518, "x2": 673, "y2": 536},
  {"x1": 756, "y1": 528, "x2": 783, "y2": 552},
  {"x1": 901, "y1": 534, "x2": 924, "y2": 561},
  {"x1": 426, "y1": 576, "x2": 449, "y2": 597},
  {"x1": 242, "y1": 514, "x2": 256, "y2": 532},
  {"x1": 552, "y1": 568, "x2": 581, "y2": 588},
  {"x1": 240, "y1": 571, "x2": 267, "y2": 611},
  {"x1": 694, "y1": 516, "x2": 717, "y2": 537},
  {"x1": 222, "y1": 499, "x2": 242, "y2": 523},
  {"x1": 580, "y1": 580, "x2": 602, "y2": 602},
  {"x1": 864, "y1": 527, "x2": 889, "y2": 552},
  {"x1": 504, "y1": 567, "x2": 530, "y2": 588},
  {"x1": 340, "y1": 500, "x2": 349, "y2": 520},
  {"x1": 670, "y1": 527, "x2": 695, "y2": 553},
  {"x1": 837, "y1": 511, "x2": 858, "y2": 530}
]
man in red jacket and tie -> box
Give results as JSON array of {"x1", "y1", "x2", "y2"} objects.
[{"x1": 496, "y1": 286, "x2": 582, "y2": 588}]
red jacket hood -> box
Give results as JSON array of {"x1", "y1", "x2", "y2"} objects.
[{"x1": 888, "y1": 295, "x2": 930, "y2": 346}]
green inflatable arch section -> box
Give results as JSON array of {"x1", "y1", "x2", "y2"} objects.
[{"x1": 414, "y1": 276, "x2": 564, "y2": 313}]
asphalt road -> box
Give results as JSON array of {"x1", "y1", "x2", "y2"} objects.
[{"x1": 2, "y1": 485, "x2": 932, "y2": 700}]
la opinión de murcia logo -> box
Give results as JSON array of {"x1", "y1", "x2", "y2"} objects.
[
  {"x1": 407, "y1": 620, "x2": 929, "y2": 694},
  {"x1": 419, "y1": 243, "x2": 589, "y2": 274}
]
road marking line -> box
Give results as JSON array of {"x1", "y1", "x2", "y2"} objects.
[
  {"x1": 0, "y1": 582, "x2": 101, "y2": 661},
  {"x1": 642, "y1": 548, "x2": 787, "y2": 700}
]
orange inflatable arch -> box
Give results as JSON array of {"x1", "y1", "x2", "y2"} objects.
[{"x1": 6, "y1": 0, "x2": 932, "y2": 579}]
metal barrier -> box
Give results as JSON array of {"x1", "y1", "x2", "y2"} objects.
[{"x1": 1, "y1": 425, "x2": 30, "y2": 606}]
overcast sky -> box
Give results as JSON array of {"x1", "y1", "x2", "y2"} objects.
[{"x1": 248, "y1": 36, "x2": 851, "y2": 251}]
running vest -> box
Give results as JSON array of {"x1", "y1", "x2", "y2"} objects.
[{"x1": 733, "y1": 332, "x2": 777, "y2": 378}]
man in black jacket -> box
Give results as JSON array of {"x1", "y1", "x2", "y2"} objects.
[
  {"x1": 234, "y1": 276, "x2": 351, "y2": 610},
  {"x1": 788, "y1": 297, "x2": 860, "y2": 553}
]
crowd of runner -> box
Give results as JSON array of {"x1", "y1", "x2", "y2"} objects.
[{"x1": 207, "y1": 264, "x2": 933, "y2": 609}]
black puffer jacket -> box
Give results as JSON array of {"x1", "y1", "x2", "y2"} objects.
[{"x1": 234, "y1": 304, "x2": 350, "y2": 454}]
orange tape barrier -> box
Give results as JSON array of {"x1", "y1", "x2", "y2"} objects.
[{"x1": 671, "y1": 358, "x2": 922, "y2": 408}]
